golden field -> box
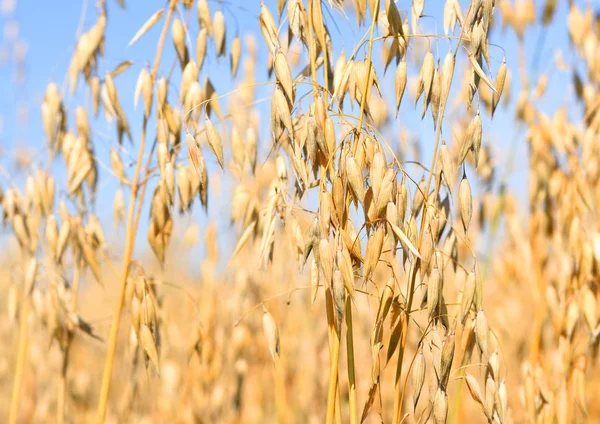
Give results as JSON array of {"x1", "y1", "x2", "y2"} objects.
[{"x1": 1, "y1": 0, "x2": 600, "y2": 423}]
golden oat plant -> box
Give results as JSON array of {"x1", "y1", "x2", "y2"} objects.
[{"x1": 1, "y1": 0, "x2": 599, "y2": 423}]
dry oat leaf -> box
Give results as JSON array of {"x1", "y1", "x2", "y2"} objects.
[
  {"x1": 386, "y1": 314, "x2": 403, "y2": 365},
  {"x1": 468, "y1": 53, "x2": 498, "y2": 94},
  {"x1": 386, "y1": 0, "x2": 404, "y2": 36},
  {"x1": 140, "y1": 324, "x2": 160, "y2": 373},
  {"x1": 311, "y1": 257, "x2": 320, "y2": 305},
  {"x1": 341, "y1": 226, "x2": 363, "y2": 263},
  {"x1": 338, "y1": 248, "x2": 356, "y2": 297},
  {"x1": 262, "y1": 306, "x2": 280, "y2": 362},
  {"x1": 390, "y1": 223, "x2": 421, "y2": 259},
  {"x1": 360, "y1": 381, "x2": 382, "y2": 423},
  {"x1": 72, "y1": 313, "x2": 103, "y2": 342}
]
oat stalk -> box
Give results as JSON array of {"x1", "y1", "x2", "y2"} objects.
[
  {"x1": 96, "y1": 2, "x2": 177, "y2": 422},
  {"x1": 8, "y1": 289, "x2": 31, "y2": 424}
]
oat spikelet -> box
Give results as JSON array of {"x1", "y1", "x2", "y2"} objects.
[
  {"x1": 140, "y1": 324, "x2": 160, "y2": 373},
  {"x1": 492, "y1": 58, "x2": 507, "y2": 116},
  {"x1": 437, "y1": 140, "x2": 455, "y2": 191},
  {"x1": 346, "y1": 154, "x2": 365, "y2": 205},
  {"x1": 433, "y1": 388, "x2": 448, "y2": 424},
  {"x1": 128, "y1": 8, "x2": 164, "y2": 47},
  {"x1": 412, "y1": 347, "x2": 425, "y2": 409},
  {"x1": 395, "y1": 59, "x2": 407, "y2": 117},
  {"x1": 172, "y1": 18, "x2": 188, "y2": 66},
  {"x1": 476, "y1": 310, "x2": 490, "y2": 357},
  {"x1": 196, "y1": 28, "x2": 208, "y2": 70},
  {"x1": 214, "y1": 9, "x2": 226, "y2": 58},
  {"x1": 439, "y1": 51, "x2": 454, "y2": 117},
  {"x1": 262, "y1": 306, "x2": 280, "y2": 363},
  {"x1": 274, "y1": 50, "x2": 294, "y2": 106},
  {"x1": 204, "y1": 117, "x2": 224, "y2": 169},
  {"x1": 197, "y1": 0, "x2": 212, "y2": 36},
  {"x1": 416, "y1": 49, "x2": 434, "y2": 106},
  {"x1": 230, "y1": 35, "x2": 241, "y2": 77},
  {"x1": 460, "y1": 269, "x2": 476, "y2": 323},
  {"x1": 458, "y1": 171, "x2": 472, "y2": 234}
]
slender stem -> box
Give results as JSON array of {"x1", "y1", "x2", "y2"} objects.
[
  {"x1": 391, "y1": 7, "x2": 469, "y2": 420},
  {"x1": 345, "y1": 296, "x2": 357, "y2": 424},
  {"x1": 306, "y1": 2, "x2": 343, "y2": 421},
  {"x1": 325, "y1": 289, "x2": 341, "y2": 424},
  {"x1": 96, "y1": 2, "x2": 177, "y2": 422},
  {"x1": 8, "y1": 296, "x2": 30, "y2": 424},
  {"x1": 392, "y1": 263, "x2": 415, "y2": 424},
  {"x1": 57, "y1": 257, "x2": 83, "y2": 424},
  {"x1": 356, "y1": 0, "x2": 380, "y2": 137},
  {"x1": 335, "y1": 385, "x2": 343, "y2": 424},
  {"x1": 306, "y1": 0, "x2": 318, "y2": 97},
  {"x1": 313, "y1": 0, "x2": 329, "y2": 103},
  {"x1": 57, "y1": 341, "x2": 71, "y2": 424}
]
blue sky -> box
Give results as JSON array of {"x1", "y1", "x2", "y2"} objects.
[{"x1": 0, "y1": 0, "x2": 588, "y2": 271}]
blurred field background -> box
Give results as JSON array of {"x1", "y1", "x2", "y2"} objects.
[{"x1": 1, "y1": 0, "x2": 600, "y2": 423}]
